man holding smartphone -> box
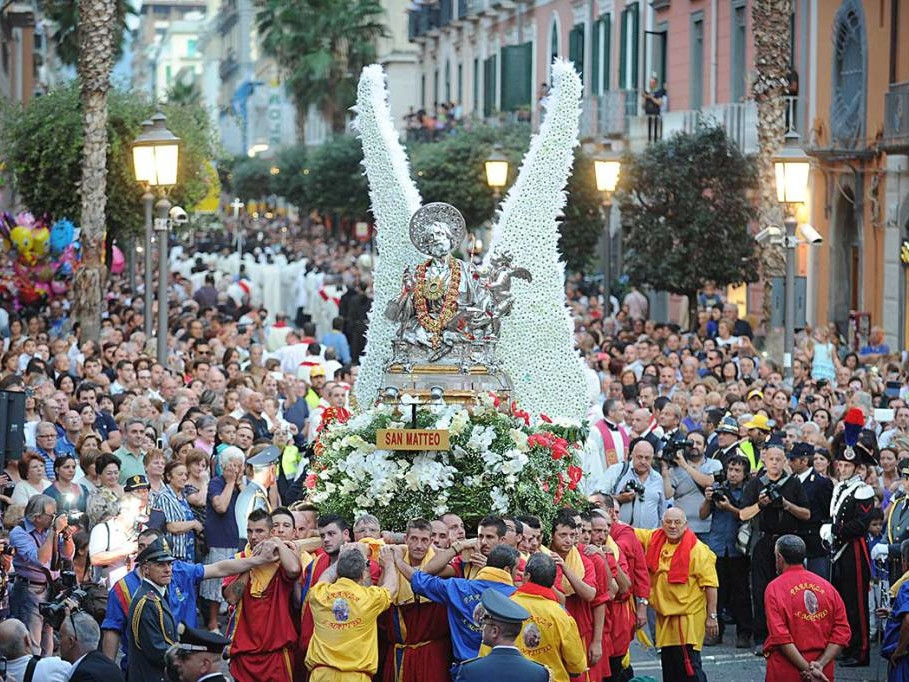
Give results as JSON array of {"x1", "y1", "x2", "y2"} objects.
[{"x1": 880, "y1": 406, "x2": 909, "y2": 449}]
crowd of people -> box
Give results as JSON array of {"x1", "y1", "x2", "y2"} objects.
[{"x1": 0, "y1": 217, "x2": 906, "y2": 682}]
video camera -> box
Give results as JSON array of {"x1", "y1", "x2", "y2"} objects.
[
  {"x1": 39, "y1": 571, "x2": 87, "y2": 630},
  {"x1": 657, "y1": 440, "x2": 694, "y2": 467},
  {"x1": 623, "y1": 479, "x2": 646, "y2": 500}
]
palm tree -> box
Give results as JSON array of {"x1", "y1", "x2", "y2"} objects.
[
  {"x1": 71, "y1": 0, "x2": 117, "y2": 342},
  {"x1": 167, "y1": 79, "x2": 202, "y2": 107},
  {"x1": 41, "y1": 0, "x2": 136, "y2": 66},
  {"x1": 752, "y1": 0, "x2": 793, "y2": 328},
  {"x1": 257, "y1": 0, "x2": 387, "y2": 134}
]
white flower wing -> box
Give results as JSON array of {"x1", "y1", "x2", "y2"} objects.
[
  {"x1": 488, "y1": 58, "x2": 589, "y2": 420},
  {"x1": 351, "y1": 65, "x2": 425, "y2": 410}
]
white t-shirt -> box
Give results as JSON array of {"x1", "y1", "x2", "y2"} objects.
[
  {"x1": 5, "y1": 655, "x2": 71, "y2": 682},
  {"x1": 88, "y1": 520, "x2": 132, "y2": 587}
]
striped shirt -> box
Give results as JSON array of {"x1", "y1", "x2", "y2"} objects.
[{"x1": 151, "y1": 485, "x2": 195, "y2": 561}]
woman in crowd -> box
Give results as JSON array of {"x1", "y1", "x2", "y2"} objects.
[
  {"x1": 152, "y1": 460, "x2": 202, "y2": 562},
  {"x1": 169, "y1": 432, "x2": 196, "y2": 463},
  {"x1": 11, "y1": 452, "x2": 50, "y2": 505},
  {"x1": 86, "y1": 453, "x2": 122, "y2": 526},
  {"x1": 194, "y1": 415, "x2": 217, "y2": 456},
  {"x1": 44, "y1": 454, "x2": 87, "y2": 514},
  {"x1": 144, "y1": 448, "x2": 167, "y2": 507}
]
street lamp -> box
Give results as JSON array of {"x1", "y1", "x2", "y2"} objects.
[
  {"x1": 131, "y1": 112, "x2": 181, "y2": 364},
  {"x1": 484, "y1": 145, "x2": 509, "y2": 198},
  {"x1": 773, "y1": 142, "x2": 810, "y2": 382},
  {"x1": 594, "y1": 147, "x2": 621, "y2": 302}
]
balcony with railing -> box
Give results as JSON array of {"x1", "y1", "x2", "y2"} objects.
[
  {"x1": 580, "y1": 90, "x2": 639, "y2": 139},
  {"x1": 884, "y1": 81, "x2": 909, "y2": 153},
  {"x1": 627, "y1": 99, "x2": 767, "y2": 154}
]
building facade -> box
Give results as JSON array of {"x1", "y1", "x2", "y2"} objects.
[{"x1": 806, "y1": 0, "x2": 908, "y2": 349}]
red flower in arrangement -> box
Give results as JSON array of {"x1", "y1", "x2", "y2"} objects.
[
  {"x1": 542, "y1": 480, "x2": 550, "y2": 493},
  {"x1": 487, "y1": 391, "x2": 501, "y2": 408},
  {"x1": 567, "y1": 465, "x2": 583, "y2": 490},
  {"x1": 527, "y1": 432, "x2": 554, "y2": 449},
  {"x1": 510, "y1": 401, "x2": 530, "y2": 426},
  {"x1": 305, "y1": 473, "x2": 318, "y2": 490},
  {"x1": 539, "y1": 413, "x2": 553, "y2": 423},
  {"x1": 554, "y1": 474, "x2": 565, "y2": 503},
  {"x1": 550, "y1": 437, "x2": 569, "y2": 460}
]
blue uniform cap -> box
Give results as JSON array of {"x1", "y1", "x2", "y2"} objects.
[
  {"x1": 247, "y1": 444, "x2": 281, "y2": 467},
  {"x1": 480, "y1": 587, "x2": 529, "y2": 624},
  {"x1": 787, "y1": 442, "x2": 815, "y2": 460}
]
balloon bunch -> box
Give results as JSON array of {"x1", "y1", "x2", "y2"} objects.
[{"x1": 0, "y1": 212, "x2": 81, "y2": 309}]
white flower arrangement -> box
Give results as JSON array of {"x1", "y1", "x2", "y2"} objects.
[
  {"x1": 487, "y1": 58, "x2": 589, "y2": 421},
  {"x1": 308, "y1": 401, "x2": 588, "y2": 529},
  {"x1": 351, "y1": 65, "x2": 424, "y2": 410}
]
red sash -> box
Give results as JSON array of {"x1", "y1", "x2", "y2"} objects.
[{"x1": 595, "y1": 420, "x2": 629, "y2": 467}]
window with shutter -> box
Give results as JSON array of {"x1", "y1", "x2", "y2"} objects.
[{"x1": 501, "y1": 42, "x2": 533, "y2": 111}]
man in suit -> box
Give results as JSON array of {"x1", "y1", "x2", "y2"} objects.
[
  {"x1": 60, "y1": 610, "x2": 124, "y2": 681},
  {"x1": 455, "y1": 588, "x2": 551, "y2": 682},
  {"x1": 127, "y1": 537, "x2": 178, "y2": 682},
  {"x1": 164, "y1": 625, "x2": 230, "y2": 682}
]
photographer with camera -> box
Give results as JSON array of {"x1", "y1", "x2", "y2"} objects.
[
  {"x1": 739, "y1": 444, "x2": 810, "y2": 655},
  {"x1": 699, "y1": 455, "x2": 753, "y2": 648},
  {"x1": 659, "y1": 430, "x2": 722, "y2": 542},
  {"x1": 603, "y1": 439, "x2": 667, "y2": 529},
  {"x1": 8, "y1": 493, "x2": 75, "y2": 655}
]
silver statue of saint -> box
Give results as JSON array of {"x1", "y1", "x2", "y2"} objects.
[{"x1": 385, "y1": 202, "x2": 531, "y2": 371}]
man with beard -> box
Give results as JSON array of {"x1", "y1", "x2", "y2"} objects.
[
  {"x1": 384, "y1": 518, "x2": 453, "y2": 682},
  {"x1": 223, "y1": 509, "x2": 302, "y2": 682}
]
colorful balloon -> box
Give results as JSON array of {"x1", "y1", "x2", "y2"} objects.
[
  {"x1": 10, "y1": 225, "x2": 31, "y2": 255},
  {"x1": 50, "y1": 280, "x2": 67, "y2": 296},
  {"x1": 31, "y1": 226, "x2": 49, "y2": 259},
  {"x1": 110, "y1": 245, "x2": 125, "y2": 274},
  {"x1": 49, "y1": 218, "x2": 75, "y2": 256},
  {"x1": 34, "y1": 264, "x2": 55, "y2": 282}
]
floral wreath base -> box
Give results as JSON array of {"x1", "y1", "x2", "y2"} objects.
[{"x1": 307, "y1": 393, "x2": 587, "y2": 530}]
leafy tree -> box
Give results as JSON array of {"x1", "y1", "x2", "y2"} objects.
[
  {"x1": 229, "y1": 157, "x2": 272, "y2": 202},
  {"x1": 41, "y1": 0, "x2": 137, "y2": 66},
  {"x1": 269, "y1": 144, "x2": 310, "y2": 209},
  {"x1": 617, "y1": 125, "x2": 760, "y2": 329},
  {"x1": 166, "y1": 80, "x2": 202, "y2": 107},
  {"x1": 257, "y1": 0, "x2": 386, "y2": 133},
  {"x1": 304, "y1": 135, "x2": 369, "y2": 217},
  {"x1": 0, "y1": 84, "x2": 214, "y2": 242},
  {"x1": 409, "y1": 125, "x2": 532, "y2": 229}
]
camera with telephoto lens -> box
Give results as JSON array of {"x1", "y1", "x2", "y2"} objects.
[
  {"x1": 658, "y1": 440, "x2": 694, "y2": 467},
  {"x1": 761, "y1": 481, "x2": 785, "y2": 508},
  {"x1": 38, "y1": 571, "x2": 87, "y2": 630},
  {"x1": 623, "y1": 479, "x2": 646, "y2": 500}
]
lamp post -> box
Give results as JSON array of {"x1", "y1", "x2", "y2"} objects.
[
  {"x1": 231, "y1": 197, "x2": 244, "y2": 269},
  {"x1": 131, "y1": 112, "x2": 181, "y2": 364},
  {"x1": 484, "y1": 145, "x2": 509, "y2": 199},
  {"x1": 773, "y1": 143, "x2": 810, "y2": 381},
  {"x1": 594, "y1": 148, "x2": 621, "y2": 302}
]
